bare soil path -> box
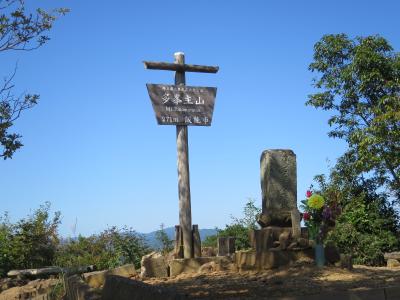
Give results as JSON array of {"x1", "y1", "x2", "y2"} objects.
[{"x1": 144, "y1": 260, "x2": 400, "y2": 299}]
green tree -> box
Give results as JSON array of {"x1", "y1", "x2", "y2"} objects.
[
  {"x1": 56, "y1": 226, "x2": 150, "y2": 270},
  {"x1": 0, "y1": 202, "x2": 61, "y2": 276},
  {"x1": 203, "y1": 198, "x2": 260, "y2": 250},
  {"x1": 312, "y1": 168, "x2": 399, "y2": 265},
  {"x1": 155, "y1": 223, "x2": 173, "y2": 254},
  {"x1": 307, "y1": 34, "x2": 400, "y2": 202},
  {"x1": 0, "y1": 0, "x2": 68, "y2": 159}
]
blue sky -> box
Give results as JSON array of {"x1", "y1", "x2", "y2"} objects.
[{"x1": 1, "y1": 0, "x2": 399, "y2": 236}]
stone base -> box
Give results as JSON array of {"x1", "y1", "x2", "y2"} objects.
[
  {"x1": 169, "y1": 256, "x2": 236, "y2": 277},
  {"x1": 102, "y1": 275, "x2": 186, "y2": 300},
  {"x1": 235, "y1": 249, "x2": 314, "y2": 271},
  {"x1": 83, "y1": 264, "x2": 136, "y2": 288},
  {"x1": 140, "y1": 252, "x2": 168, "y2": 278},
  {"x1": 257, "y1": 211, "x2": 293, "y2": 227}
]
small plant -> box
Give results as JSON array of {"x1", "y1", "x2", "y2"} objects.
[
  {"x1": 202, "y1": 198, "x2": 261, "y2": 250},
  {"x1": 155, "y1": 223, "x2": 173, "y2": 254}
]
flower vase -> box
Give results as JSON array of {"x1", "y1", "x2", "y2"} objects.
[{"x1": 315, "y1": 243, "x2": 325, "y2": 267}]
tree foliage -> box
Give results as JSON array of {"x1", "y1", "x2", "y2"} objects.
[
  {"x1": 0, "y1": 202, "x2": 61, "y2": 276},
  {"x1": 155, "y1": 223, "x2": 173, "y2": 254},
  {"x1": 0, "y1": 0, "x2": 68, "y2": 159},
  {"x1": 312, "y1": 164, "x2": 400, "y2": 266},
  {"x1": 307, "y1": 34, "x2": 400, "y2": 202},
  {"x1": 0, "y1": 203, "x2": 150, "y2": 277},
  {"x1": 203, "y1": 198, "x2": 260, "y2": 250},
  {"x1": 56, "y1": 226, "x2": 150, "y2": 270}
]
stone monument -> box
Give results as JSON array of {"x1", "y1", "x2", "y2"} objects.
[{"x1": 252, "y1": 149, "x2": 303, "y2": 251}]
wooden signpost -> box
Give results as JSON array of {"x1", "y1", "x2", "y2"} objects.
[{"x1": 144, "y1": 52, "x2": 218, "y2": 258}]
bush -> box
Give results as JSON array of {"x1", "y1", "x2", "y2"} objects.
[
  {"x1": 55, "y1": 226, "x2": 150, "y2": 270},
  {"x1": 155, "y1": 224, "x2": 173, "y2": 254},
  {"x1": 326, "y1": 195, "x2": 399, "y2": 265},
  {"x1": 202, "y1": 198, "x2": 260, "y2": 250},
  {"x1": 0, "y1": 202, "x2": 61, "y2": 276}
]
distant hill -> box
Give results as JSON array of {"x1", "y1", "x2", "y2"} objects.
[{"x1": 141, "y1": 227, "x2": 217, "y2": 250}]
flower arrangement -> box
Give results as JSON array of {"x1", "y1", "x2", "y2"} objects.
[{"x1": 301, "y1": 190, "x2": 341, "y2": 244}]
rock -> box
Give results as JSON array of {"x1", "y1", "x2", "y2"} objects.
[
  {"x1": 64, "y1": 274, "x2": 101, "y2": 300},
  {"x1": 258, "y1": 149, "x2": 297, "y2": 227},
  {"x1": 0, "y1": 278, "x2": 59, "y2": 300},
  {"x1": 169, "y1": 256, "x2": 235, "y2": 276},
  {"x1": 387, "y1": 259, "x2": 400, "y2": 268},
  {"x1": 83, "y1": 264, "x2": 136, "y2": 288},
  {"x1": 198, "y1": 261, "x2": 218, "y2": 273},
  {"x1": 336, "y1": 254, "x2": 353, "y2": 270},
  {"x1": 297, "y1": 238, "x2": 309, "y2": 248},
  {"x1": 384, "y1": 252, "x2": 400, "y2": 261},
  {"x1": 7, "y1": 267, "x2": 62, "y2": 278},
  {"x1": 7, "y1": 265, "x2": 95, "y2": 279},
  {"x1": 201, "y1": 247, "x2": 216, "y2": 257},
  {"x1": 140, "y1": 252, "x2": 168, "y2": 278}
]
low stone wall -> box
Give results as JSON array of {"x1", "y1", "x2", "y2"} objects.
[
  {"x1": 102, "y1": 275, "x2": 186, "y2": 300},
  {"x1": 236, "y1": 249, "x2": 314, "y2": 271},
  {"x1": 83, "y1": 264, "x2": 136, "y2": 288},
  {"x1": 0, "y1": 278, "x2": 59, "y2": 300},
  {"x1": 64, "y1": 275, "x2": 101, "y2": 300},
  {"x1": 169, "y1": 256, "x2": 236, "y2": 277}
]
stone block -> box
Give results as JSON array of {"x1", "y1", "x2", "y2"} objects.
[
  {"x1": 384, "y1": 252, "x2": 400, "y2": 261},
  {"x1": 64, "y1": 275, "x2": 101, "y2": 300},
  {"x1": 235, "y1": 249, "x2": 314, "y2": 271},
  {"x1": 201, "y1": 247, "x2": 216, "y2": 257},
  {"x1": 102, "y1": 275, "x2": 186, "y2": 300},
  {"x1": 387, "y1": 258, "x2": 400, "y2": 268},
  {"x1": 192, "y1": 225, "x2": 201, "y2": 258},
  {"x1": 338, "y1": 254, "x2": 353, "y2": 270},
  {"x1": 83, "y1": 264, "x2": 136, "y2": 288},
  {"x1": 258, "y1": 149, "x2": 297, "y2": 227},
  {"x1": 140, "y1": 252, "x2": 168, "y2": 278},
  {"x1": 174, "y1": 225, "x2": 183, "y2": 259},
  {"x1": 250, "y1": 227, "x2": 293, "y2": 252},
  {"x1": 217, "y1": 237, "x2": 235, "y2": 256},
  {"x1": 169, "y1": 257, "x2": 234, "y2": 276}
]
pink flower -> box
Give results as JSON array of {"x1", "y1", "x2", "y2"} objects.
[
  {"x1": 306, "y1": 190, "x2": 312, "y2": 198},
  {"x1": 303, "y1": 212, "x2": 310, "y2": 221}
]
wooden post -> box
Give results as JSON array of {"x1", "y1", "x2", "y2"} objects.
[{"x1": 175, "y1": 52, "x2": 193, "y2": 258}]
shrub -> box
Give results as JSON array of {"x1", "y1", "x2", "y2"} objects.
[
  {"x1": 326, "y1": 195, "x2": 399, "y2": 265},
  {"x1": 0, "y1": 202, "x2": 60, "y2": 276},
  {"x1": 155, "y1": 224, "x2": 173, "y2": 254},
  {"x1": 202, "y1": 198, "x2": 260, "y2": 250},
  {"x1": 56, "y1": 226, "x2": 150, "y2": 270}
]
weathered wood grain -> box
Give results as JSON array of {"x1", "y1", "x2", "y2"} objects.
[
  {"x1": 143, "y1": 61, "x2": 219, "y2": 73},
  {"x1": 175, "y1": 52, "x2": 193, "y2": 259}
]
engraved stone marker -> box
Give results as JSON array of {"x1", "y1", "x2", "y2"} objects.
[{"x1": 257, "y1": 149, "x2": 298, "y2": 227}]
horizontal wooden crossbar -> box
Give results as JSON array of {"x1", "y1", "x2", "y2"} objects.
[{"x1": 143, "y1": 61, "x2": 219, "y2": 73}]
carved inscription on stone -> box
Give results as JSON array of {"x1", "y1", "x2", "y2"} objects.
[{"x1": 258, "y1": 149, "x2": 297, "y2": 227}]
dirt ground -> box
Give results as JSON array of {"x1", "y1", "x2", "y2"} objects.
[{"x1": 143, "y1": 260, "x2": 400, "y2": 299}]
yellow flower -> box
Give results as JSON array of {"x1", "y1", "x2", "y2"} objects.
[{"x1": 307, "y1": 194, "x2": 325, "y2": 209}]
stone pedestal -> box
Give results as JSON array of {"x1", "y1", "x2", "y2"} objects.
[{"x1": 174, "y1": 224, "x2": 202, "y2": 259}]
